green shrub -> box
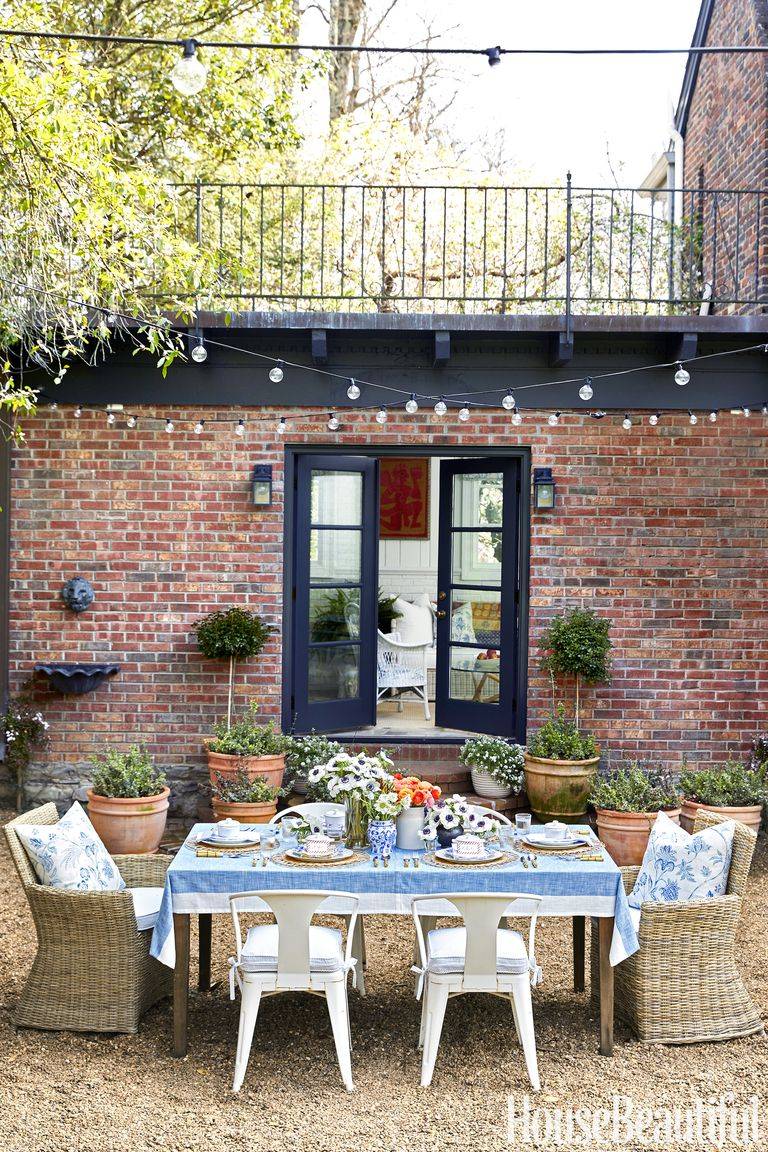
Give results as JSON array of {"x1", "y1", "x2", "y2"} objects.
[
  {"x1": 194, "y1": 607, "x2": 274, "y2": 660},
  {"x1": 286, "y1": 733, "x2": 343, "y2": 776},
  {"x1": 526, "y1": 706, "x2": 598, "y2": 762},
  {"x1": 590, "y1": 763, "x2": 680, "y2": 813},
  {"x1": 459, "y1": 735, "x2": 525, "y2": 790},
  {"x1": 211, "y1": 768, "x2": 282, "y2": 804},
  {"x1": 209, "y1": 707, "x2": 290, "y2": 758},
  {"x1": 90, "y1": 746, "x2": 167, "y2": 799},
  {"x1": 540, "y1": 607, "x2": 612, "y2": 726},
  {"x1": 680, "y1": 761, "x2": 768, "y2": 808}
]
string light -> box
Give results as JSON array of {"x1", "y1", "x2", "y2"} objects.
[
  {"x1": 49, "y1": 401, "x2": 58, "y2": 410},
  {"x1": 649, "y1": 412, "x2": 660, "y2": 426},
  {"x1": 346, "y1": 379, "x2": 360, "y2": 400},
  {"x1": 434, "y1": 397, "x2": 448, "y2": 416},
  {"x1": 269, "y1": 361, "x2": 284, "y2": 383},
  {"x1": 674, "y1": 362, "x2": 690, "y2": 386},
  {"x1": 276, "y1": 416, "x2": 287, "y2": 435},
  {"x1": 485, "y1": 45, "x2": 502, "y2": 66},
  {"x1": 501, "y1": 390, "x2": 516, "y2": 411},
  {"x1": 688, "y1": 410, "x2": 698, "y2": 425},
  {"x1": 458, "y1": 406, "x2": 471, "y2": 421},
  {"x1": 327, "y1": 413, "x2": 340, "y2": 431},
  {"x1": 762, "y1": 403, "x2": 768, "y2": 416},
  {"x1": 170, "y1": 39, "x2": 207, "y2": 96},
  {"x1": 190, "y1": 336, "x2": 208, "y2": 363},
  {"x1": 742, "y1": 407, "x2": 750, "y2": 417},
  {"x1": 578, "y1": 378, "x2": 594, "y2": 401},
  {"x1": 405, "y1": 394, "x2": 419, "y2": 414},
  {"x1": 194, "y1": 419, "x2": 204, "y2": 434},
  {"x1": 622, "y1": 413, "x2": 632, "y2": 430},
  {"x1": 547, "y1": 411, "x2": 561, "y2": 426},
  {"x1": 708, "y1": 410, "x2": 718, "y2": 423},
  {"x1": 74, "y1": 405, "x2": 82, "y2": 418},
  {"x1": 126, "y1": 414, "x2": 137, "y2": 428},
  {"x1": 376, "y1": 407, "x2": 388, "y2": 424},
  {"x1": 512, "y1": 409, "x2": 523, "y2": 426},
  {"x1": 107, "y1": 411, "x2": 116, "y2": 425},
  {"x1": 235, "y1": 419, "x2": 245, "y2": 436},
  {"x1": 165, "y1": 418, "x2": 174, "y2": 433}
]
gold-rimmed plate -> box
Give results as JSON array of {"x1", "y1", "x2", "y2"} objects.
[
  {"x1": 434, "y1": 846, "x2": 504, "y2": 865},
  {"x1": 283, "y1": 846, "x2": 355, "y2": 865}
]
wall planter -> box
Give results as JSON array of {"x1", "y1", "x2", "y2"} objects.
[
  {"x1": 524, "y1": 753, "x2": 600, "y2": 823},
  {"x1": 680, "y1": 799, "x2": 763, "y2": 836},
  {"x1": 35, "y1": 662, "x2": 120, "y2": 695},
  {"x1": 211, "y1": 797, "x2": 277, "y2": 824},
  {"x1": 470, "y1": 767, "x2": 513, "y2": 800},
  {"x1": 595, "y1": 808, "x2": 681, "y2": 867},
  {"x1": 205, "y1": 746, "x2": 286, "y2": 791},
  {"x1": 86, "y1": 787, "x2": 169, "y2": 854}
]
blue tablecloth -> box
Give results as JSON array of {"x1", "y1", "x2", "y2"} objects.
[{"x1": 151, "y1": 824, "x2": 638, "y2": 969}]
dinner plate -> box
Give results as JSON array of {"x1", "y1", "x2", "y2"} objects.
[
  {"x1": 197, "y1": 834, "x2": 264, "y2": 850},
  {"x1": 284, "y1": 846, "x2": 354, "y2": 864},
  {"x1": 523, "y1": 832, "x2": 589, "y2": 850},
  {"x1": 434, "y1": 846, "x2": 504, "y2": 865}
]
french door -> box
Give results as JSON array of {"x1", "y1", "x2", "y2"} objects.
[
  {"x1": 290, "y1": 455, "x2": 379, "y2": 732},
  {"x1": 434, "y1": 459, "x2": 523, "y2": 738}
]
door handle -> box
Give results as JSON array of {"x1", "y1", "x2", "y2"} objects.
[
  {"x1": 437, "y1": 591, "x2": 447, "y2": 601},
  {"x1": 436, "y1": 610, "x2": 447, "y2": 619}
]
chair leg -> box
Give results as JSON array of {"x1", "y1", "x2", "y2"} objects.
[
  {"x1": 510, "y1": 980, "x2": 540, "y2": 1092},
  {"x1": 325, "y1": 980, "x2": 355, "y2": 1092},
  {"x1": 232, "y1": 982, "x2": 262, "y2": 1092},
  {"x1": 420, "y1": 982, "x2": 449, "y2": 1088},
  {"x1": 508, "y1": 992, "x2": 522, "y2": 1046},
  {"x1": 350, "y1": 916, "x2": 366, "y2": 996},
  {"x1": 422, "y1": 688, "x2": 430, "y2": 721}
]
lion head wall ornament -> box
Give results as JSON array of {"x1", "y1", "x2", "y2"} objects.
[{"x1": 61, "y1": 577, "x2": 95, "y2": 614}]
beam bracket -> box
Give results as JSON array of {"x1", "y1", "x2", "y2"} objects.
[{"x1": 433, "y1": 331, "x2": 450, "y2": 368}]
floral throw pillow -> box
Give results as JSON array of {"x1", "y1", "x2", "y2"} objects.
[
  {"x1": 628, "y1": 810, "x2": 735, "y2": 909},
  {"x1": 15, "y1": 801, "x2": 125, "y2": 892}
]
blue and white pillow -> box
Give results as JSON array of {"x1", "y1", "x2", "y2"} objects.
[
  {"x1": 15, "y1": 801, "x2": 125, "y2": 892},
  {"x1": 628, "y1": 810, "x2": 735, "y2": 909}
]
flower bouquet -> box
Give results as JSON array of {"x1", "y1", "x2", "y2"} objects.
[
  {"x1": 420, "y1": 794, "x2": 498, "y2": 849},
  {"x1": 308, "y1": 750, "x2": 396, "y2": 847},
  {"x1": 390, "y1": 773, "x2": 442, "y2": 850}
]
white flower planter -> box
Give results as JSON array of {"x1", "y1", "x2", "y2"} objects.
[
  {"x1": 396, "y1": 806, "x2": 426, "y2": 850},
  {"x1": 470, "y1": 767, "x2": 513, "y2": 799}
]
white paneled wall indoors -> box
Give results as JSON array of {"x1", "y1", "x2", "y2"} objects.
[{"x1": 378, "y1": 457, "x2": 440, "y2": 600}]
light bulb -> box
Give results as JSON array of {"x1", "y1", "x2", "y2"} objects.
[
  {"x1": 107, "y1": 412, "x2": 116, "y2": 425},
  {"x1": 194, "y1": 419, "x2": 204, "y2": 434},
  {"x1": 622, "y1": 414, "x2": 632, "y2": 430},
  {"x1": 276, "y1": 417, "x2": 287, "y2": 435},
  {"x1": 434, "y1": 398, "x2": 448, "y2": 416},
  {"x1": 708, "y1": 410, "x2": 718, "y2": 423},
  {"x1": 375, "y1": 408, "x2": 388, "y2": 424},
  {"x1": 762, "y1": 404, "x2": 768, "y2": 416},
  {"x1": 689, "y1": 410, "x2": 698, "y2": 425},
  {"x1": 511, "y1": 409, "x2": 523, "y2": 426},
  {"x1": 674, "y1": 363, "x2": 690, "y2": 386},
  {"x1": 649, "y1": 412, "x2": 659, "y2": 426},
  {"x1": 236, "y1": 419, "x2": 245, "y2": 437},
  {"x1": 165, "y1": 418, "x2": 174, "y2": 433},
  {"x1": 346, "y1": 379, "x2": 360, "y2": 400},
  {"x1": 501, "y1": 391, "x2": 516, "y2": 411},
  {"x1": 49, "y1": 401, "x2": 58, "y2": 411},
  {"x1": 405, "y1": 394, "x2": 419, "y2": 414},
  {"x1": 170, "y1": 39, "x2": 207, "y2": 97},
  {"x1": 105, "y1": 311, "x2": 119, "y2": 327},
  {"x1": 191, "y1": 338, "x2": 207, "y2": 364},
  {"x1": 74, "y1": 405, "x2": 82, "y2": 418},
  {"x1": 742, "y1": 407, "x2": 750, "y2": 417},
  {"x1": 327, "y1": 413, "x2": 340, "y2": 432},
  {"x1": 458, "y1": 407, "x2": 470, "y2": 422},
  {"x1": 579, "y1": 379, "x2": 594, "y2": 401},
  {"x1": 485, "y1": 45, "x2": 502, "y2": 66},
  {"x1": 269, "y1": 362, "x2": 284, "y2": 383},
  {"x1": 126, "y1": 415, "x2": 137, "y2": 429},
  {"x1": 547, "y1": 412, "x2": 560, "y2": 427}
]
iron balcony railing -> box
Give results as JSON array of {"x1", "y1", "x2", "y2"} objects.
[{"x1": 165, "y1": 176, "x2": 768, "y2": 316}]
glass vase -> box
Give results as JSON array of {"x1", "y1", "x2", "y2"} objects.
[{"x1": 344, "y1": 794, "x2": 369, "y2": 849}]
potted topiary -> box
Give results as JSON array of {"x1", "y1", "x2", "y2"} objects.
[
  {"x1": 540, "y1": 606, "x2": 612, "y2": 727},
  {"x1": 590, "y1": 763, "x2": 681, "y2": 866},
  {"x1": 211, "y1": 768, "x2": 284, "y2": 824},
  {"x1": 524, "y1": 706, "x2": 600, "y2": 823},
  {"x1": 285, "y1": 732, "x2": 343, "y2": 795},
  {"x1": 194, "y1": 607, "x2": 275, "y2": 728},
  {"x1": 459, "y1": 734, "x2": 526, "y2": 800},
  {"x1": 679, "y1": 760, "x2": 767, "y2": 835},
  {"x1": 205, "y1": 704, "x2": 291, "y2": 790},
  {"x1": 86, "y1": 745, "x2": 169, "y2": 854}
]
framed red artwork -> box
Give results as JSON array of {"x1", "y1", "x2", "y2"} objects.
[{"x1": 379, "y1": 457, "x2": 430, "y2": 539}]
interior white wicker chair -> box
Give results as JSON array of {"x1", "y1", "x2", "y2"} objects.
[
  {"x1": 377, "y1": 630, "x2": 431, "y2": 720},
  {"x1": 229, "y1": 890, "x2": 359, "y2": 1093},
  {"x1": 411, "y1": 892, "x2": 543, "y2": 1090}
]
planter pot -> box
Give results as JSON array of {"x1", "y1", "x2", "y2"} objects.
[
  {"x1": 396, "y1": 806, "x2": 426, "y2": 850},
  {"x1": 211, "y1": 798, "x2": 277, "y2": 824},
  {"x1": 470, "y1": 767, "x2": 513, "y2": 800},
  {"x1": 595, "y1": 807, "x2": 681, "y2": 867},
  {"x1": 680, "y1": 798, "x2": 763, "y2": 836},
  {"x1": 367, "y1": 819, "x2": 397, "y2": 857},
  {"x1": 86, "y1": 787, "x2": 169, "y2": 855},
  {"x1": 436, "y1": 825, "x2": 463, "y2": 850},
  {"x1": 205, "y1": 747, "x2": 286, "y2": 791},
  {"x1": 291, "y1": 772, "x2": 309, "y2": 796},
  {"x1": 523, "y1": 754, "x2": 600, "y2": 823}
]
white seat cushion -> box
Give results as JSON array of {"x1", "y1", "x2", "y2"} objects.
[
  {"x1": 128, "y1": 887, "x2": 164, "y2": 932},
  {"x1": 240, "y1": 924, "x2": 344, "y2": 973},
  {"x1": 15, "y1": 801, "x2": 125, "y2": 892},
  {"x1": 427, "y1": 926, "x2": 530, "y2": 976},
  {"x1": 392, "y1": 597, "x2": 433, "y2": 645}
]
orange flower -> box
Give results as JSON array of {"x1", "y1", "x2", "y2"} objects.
[
  {"x1": 411, "y1": 789, "x2": 426, "y2": 806},
  {"x1": 430, "y1": 786, "x2": 442, "y2": 800}
]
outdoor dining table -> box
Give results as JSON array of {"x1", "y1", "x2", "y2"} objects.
[{"x1": 150, "y1": 825, "x2": 639, "y2": 1060}]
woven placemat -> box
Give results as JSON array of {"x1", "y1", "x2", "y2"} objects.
[
  {"x1": 271, "y1": 850, "x2": 368, "y2": 869},
  {"x1": 195, "y1": 846, "x2": 257, "y2": 858},
  {"x1": 422, "y1": 851, "x2": 515, "y2": 870},
  {"x1": 518, "y1": 841, "x2": 605, "y2": 862}
]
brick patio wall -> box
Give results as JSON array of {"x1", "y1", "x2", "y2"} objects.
[{"x1": 3, "y1": 406, "x2": 767, "y2": 818}]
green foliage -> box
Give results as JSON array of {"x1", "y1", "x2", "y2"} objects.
[
  {"x1": 89, "y1": 745, "x2": 167, "y2": 799},
  {"x1": 526, "y1": 706, "x2": 599, "y2": 762},
  {"x1": 209, "y1": 708, "x2": 290, "y2": 758},
  {"x1": 286, "y1": 733, "x2": 343, "y2": 776},
  {"x1": 1, "y1": 686, "x2": 49, "y2": 801},
  {"x1": 590, "y1": 763, "x2": 680, "y2": 813},
  {"x1": 195, "y1": 607, "x2": 275, "y2": 661},
  {"x1": 541, "y1": 608, "x2": 612, "y2": 686},
  {"x1": 680, "y1": 761, "x2": 768, "y2": 808},
  {"x1": 377, "y1": 593, "x2": 403, "y2": 634},
  {"x1": 459, "y1": 735, "x2": 525, "y2": 790},
  {"x1": 750, "y1": 732, "x2": 768, "y2": 769},
  {"x1": 211, "y1": 768, "x2": 282, "y2": 804},
  {"x1": 310, "y1": 588, "x2": 400, "y2": 641}
]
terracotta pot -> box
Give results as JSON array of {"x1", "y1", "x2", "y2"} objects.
[
  {"x1": 205, "y1": 746, "x2": 286, "y2": 791},
  {"x1": 86, "y1": 787, "x2": 170, "y2": 855},
  {"x1": 211, "y1": 798, "x2": 278, "y2": 824},
  {"x1": 680, "y1": 798, "x2": 763, "y2": 836},
  {"x1": 595, "y1": 807, "x2": 681, "y2": 867},
  {"x1": 470, "y1": 767, "x2": 513, "y2": 799},
  {"x1": 523, "y1": 754, "x2": 600, "y2": 823}
]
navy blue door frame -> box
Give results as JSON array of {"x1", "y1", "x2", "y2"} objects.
[{"x1": 282, "y1": 445, "x2": 531, "y2": 744}]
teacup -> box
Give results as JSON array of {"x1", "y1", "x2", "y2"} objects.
[
  {"x1": 543, "y1": 820, "x2": 568, "y2": 841},
  {"x1": 216, "y1": 818, "x2": 241, "y2": 842},
  {"x1": 304, "y1": 832, "x2": 334, "y2": 858}
]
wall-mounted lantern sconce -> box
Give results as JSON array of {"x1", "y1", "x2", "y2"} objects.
[
  {"x1": 533, "y1": 467, "x2": 556, "y2": 510},
  {"x1": 252, "y1": 464, "x2": 273, "y2": 507}
]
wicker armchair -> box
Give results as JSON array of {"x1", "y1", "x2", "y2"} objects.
[
  {"x1": 4, "y1": 803, "x2": 172, "y2": 1033},
  {"x1": 591, "y1": 810, "x2": 763, "y2": 1044}
]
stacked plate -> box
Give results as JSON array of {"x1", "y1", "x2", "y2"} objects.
[
  {"x1": 434, "y1": 845, "x2": 505, "y2": 865},
  {"x1": 522, "y1": 831, "x2": 590, "y2": 850},
  {"x1": 283, "y1": 845, "x2": 355, "y2": 864}
]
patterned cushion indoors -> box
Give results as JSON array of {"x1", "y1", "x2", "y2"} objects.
[
  {"x1": 628, "y1": 810, "x2": 735, "y2": 909},
  {"x1": 15, "y1": 801, "x2": 125, "y2": 892},
  {"x1": 450, "y1": 601, "x2": 476, "y2": 645}
]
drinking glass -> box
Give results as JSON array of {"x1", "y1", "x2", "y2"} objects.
[{"x1": 515, "y1": 812, "x2": 532, "y2": 837}]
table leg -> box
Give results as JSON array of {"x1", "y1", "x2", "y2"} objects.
[
  {"x1": 173, "y1": 913, "x2": 191, "y2": 1058},
  {"x1": 572, "y1": 916, "x2": 585, "y2": 993},
  {"x1": 198, "y1": 913, "x2": 212, "y2": 993},
  {"x1": 598, "y1": 917, "x2": 614, "y2": 1056}
]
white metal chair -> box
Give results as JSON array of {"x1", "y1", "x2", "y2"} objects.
[
  {"x1": 411, "y1": 893, "x2": 543, "y2": 1090},
  {"x1": 467, "y1": 805, "x2": 513, "y2": 827},
  {"x1": 377, "y1": 630, "x2": 431, "y2": 720},
  {"x1": 229, "y1": 890, "x2": 359, "y2": 1093},
  {"x1": 270, "y1": 802, "x2": 345, "y2": 832}
]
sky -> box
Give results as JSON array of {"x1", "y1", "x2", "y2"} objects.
[{"x1": 301, "y1": 0, "x2": 703, "y2": 185}]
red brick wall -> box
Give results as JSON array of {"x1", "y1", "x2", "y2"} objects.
[{"x1": 5, "y1": 405, "x2": 767, "y2": 812}]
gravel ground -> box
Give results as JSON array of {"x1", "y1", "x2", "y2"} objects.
[{"x1": 1, "y1": 817, "x2": 766, "y2": 1152}]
